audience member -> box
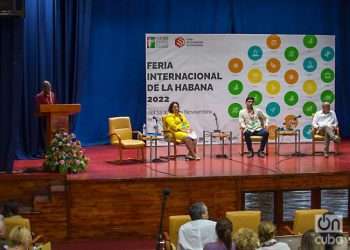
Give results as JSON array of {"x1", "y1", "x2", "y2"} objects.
[
  {"x1": 177, "y1": 202, "x2": 216, "y2": 250},
  {"x1": 257, "y1": 221, "x2": 290, "y2": 250},
  {"x1": 7, "y1": 226, "x2": 32, "y2": 250},
  {"x1": 204, "y1": 218, "x2": 236, "y2": 250},
  {"x1": 300, "y1": 230, "x2": 324, "y2": 250},
  {"x1": 2, "y1": 201, "x2": 19, "y2": 218},
  {"x1": 234, "y1": 228, "x2": 259, "y2": 250}
]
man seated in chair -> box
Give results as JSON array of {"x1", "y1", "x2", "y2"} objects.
[
  {"x1": 164, "y1": 101, "x2": 200, "y2": 160},
  {"x1": 239, "y1": 96, "x2": 269, "y2": 158},
  {"x1": 178, "y1": 202, "x2": 216, "y2": 250},
  {"x1": 312, "y1": 102, "x2": 340, "y2": 158}
]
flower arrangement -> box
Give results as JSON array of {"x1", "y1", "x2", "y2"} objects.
[{"x1": 43, "y1": 130, "x2": 88, "y2": 174}]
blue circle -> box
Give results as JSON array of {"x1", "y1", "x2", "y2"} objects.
[
  {"x1": 321, "y1": 47, "x2": 335, "y2": 61},
  {"x1": 303, "y1": 124, "x2": 313, "y2": 139},
  {"x1": 266, "y1": 102, "x2": 281, "y2": 117},
  {"x1": 248, "y1": 46, "x2": 263, "y2": 61},
  {"x1": 303, "y1": 57, "x2": 317, "y2": 72}
]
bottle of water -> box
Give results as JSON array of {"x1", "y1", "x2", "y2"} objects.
[{"x1": 142, "y1": 123, "x2": 147, "y2": 135}]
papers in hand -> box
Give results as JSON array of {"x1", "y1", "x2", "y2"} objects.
[{"x1": 188, "y1": 131, "x2": 198, "y2": 140}]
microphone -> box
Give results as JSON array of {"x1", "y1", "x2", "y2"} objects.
[
  {"x1": 156, "y1": 188, "x2": 171, "y2": 250},
  {"x1": 153, "y1": 116, "x2": 158, "y2": 122},
  {"x1": 213, "y1": 113, "x2": 220, "y2": 132}
]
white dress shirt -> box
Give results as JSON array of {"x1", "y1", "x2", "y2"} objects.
[
  {"x1": 239, "y1": 108, "x2": 269, "y2": 132},
  {"x1": 257, "y1": 239, "x2": 290, "y2": 250},
  {"x1": 177, "y1": 219, "x2": 217, "y2": 250},
  {"x1": 312, "y1": 110, "x2": 338, "y2": 128}
]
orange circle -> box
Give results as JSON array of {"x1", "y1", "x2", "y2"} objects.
[
  {"x1": 266, "y1": 35, "x2": 281, "y2": 49},
  {"x1": 268, "y1": 124, "x2": 278, "y2": 140},
  {"x1": 284, "y1": 115, "x2": 299, "y2": 130},
  {"x1": 266, "y1": 58, "x2": 281, "y2": 73},
  {"x1": 228, "y1": 58, "x2": 244, "y2": 73},
  {"x1": 284, "y1": 69, "x2": 299, "y2": 84}
]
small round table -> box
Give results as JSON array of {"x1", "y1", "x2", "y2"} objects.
[
  {"x1": 275, "y1": 129, "x2": 301, "y2": 156},
  {"x1": 203, "y1": 130, "x2": 233, "y2": 159}
]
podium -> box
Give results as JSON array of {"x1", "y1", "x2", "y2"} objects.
[{"x1": 39, "y1": 104, "x2": 81, "y2": 145}]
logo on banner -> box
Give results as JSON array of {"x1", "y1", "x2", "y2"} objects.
[
  {"x1": 175, "y1": 37, "x2": 186, "y2": 48},
  {"x1": 146, "y1": 36, "x2": 168, "y2": 48}
]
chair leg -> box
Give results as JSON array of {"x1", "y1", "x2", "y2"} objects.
[
  {"x1": 312, "y1": 139, "x2": 315, "y2": 155},
  {"x1": 141, "y1": 147, "x2": 145, "y2": 161},
  {"x1": 119, "y1": 147, "x2": 123, "y2": 162},
  {"x1": 266, "y1": 141, "x2": 269, "y2": 155},
  {"x1": 240, "y1": 138, "x2": 244, "y2": 156},
  {"x1": 174, "y1": 144, "x2": 177, "y2": 161}
]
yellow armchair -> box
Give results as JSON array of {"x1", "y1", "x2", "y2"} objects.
[
  {"x1": 312, "y1": 127, "x2": 340, "y2": 155},
  {"x1": 225, "y1": 210, "x2": 261, "y2": 235},
  {"x1": 240, "y1": 129, "x2": 269, "y2": 156},
  {"x1": 291, "y1": 209, "x2": 328, "y2": 235},
  {"x1": 161, "y1": 116, "x2": 186, "y2": 160},
  {"x1": 108, "y1": 117, "x2": 145, "y2": 163},
  {"x1": 164, "y1": 215, "x2": 191, "y2": 250}
]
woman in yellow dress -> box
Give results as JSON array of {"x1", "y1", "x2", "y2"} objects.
[{"x1": 164, "y1": 102, "x2": 200, "y2": 160}]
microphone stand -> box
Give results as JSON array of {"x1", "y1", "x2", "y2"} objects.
[
  {"x1": 156, "y1": 189, "x2": 171, "y2": 250},
  {"x1": 213, "y1": 113, "x2": 220, "y2": 133}
]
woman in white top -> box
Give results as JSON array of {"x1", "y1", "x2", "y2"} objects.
[{"x1": 257, "y1": 221, "x2": 290, "y2": 250}]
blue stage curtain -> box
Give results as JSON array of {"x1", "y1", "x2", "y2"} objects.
[
  {"x1": 16, "y1": 0, "x2": 92, "y2": 158},
  {"x1": 0, "y1": 18, "x2": 23, "y2": 172}
]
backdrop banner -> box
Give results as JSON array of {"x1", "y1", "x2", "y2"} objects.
[{"x1": 146, "y1": 34, "x2": 335, "y2": 142}]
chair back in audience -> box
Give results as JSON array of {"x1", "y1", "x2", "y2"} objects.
[
  {"x1": 169, "y1": 215, "x2": 191, "y2": 248},
  {"x1": 293, "y1": 209, "x2": 328, "y2": 234},
  {"x1": 225, "y1": 210, "x2": 261, "y2": 235},
  {"x1": 4, "y1": 215, "x2": 31, "y2": 238},
  {"x1": 36, "y1": 242, "x2": 51, "y2": 250}
]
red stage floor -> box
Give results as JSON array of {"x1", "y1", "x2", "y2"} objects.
[{"x1": 13, "y1": 141, "x2": 350, "y2": 180}]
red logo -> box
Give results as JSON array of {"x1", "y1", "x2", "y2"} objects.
[{"x1": 175, "y1": 37, "x2": 185, "y2": 48}]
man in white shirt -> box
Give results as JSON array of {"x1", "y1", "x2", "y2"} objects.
[
  {"x1": 312, "y1": 102, "x2": 340, "y2": 157},
  {"x1": 239, "y1": 96, "x2": 269, "y2": 158},
  {"x1": 177, "y1": 202, "x2": 217, "y2": 250}
]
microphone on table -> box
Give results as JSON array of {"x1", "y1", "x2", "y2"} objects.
[
  {"x1": 156, "y1": 188, "x2": 172, "y2": 250},
  {"x1": 153, "y1": 116, "x2": 159, "y2": 134},
  {"x1": 213, "y1": 113, "x2": 220, "y2": 133}
]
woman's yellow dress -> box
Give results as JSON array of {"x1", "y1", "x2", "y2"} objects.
[{"x1": 164, "y1": 112, "x2": 190, "y2": 141}]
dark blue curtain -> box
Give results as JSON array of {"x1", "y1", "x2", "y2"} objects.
[
  {"x1": 16, "y1": 0, "x2": 92, "y2": 158},
  {"x1": 0, "y1": 18, "x2": 23, "y2": 172}
]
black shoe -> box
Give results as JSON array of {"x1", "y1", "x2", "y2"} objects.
[
  {"x1": 258, "y1": 151, "x2": 265, "y2": 158},
  {"x1": 247, "y1": 151, "x2": 254, "y2": 158}
]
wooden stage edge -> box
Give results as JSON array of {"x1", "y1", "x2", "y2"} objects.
[{"x1": 1, "y1": 169, "x2": 350, "y2": 241}]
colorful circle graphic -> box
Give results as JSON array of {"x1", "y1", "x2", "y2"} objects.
[
  {"x1": 248, "y1": 91, "x2": 263, "y2": 105},
  {"x1": 284, "y1": 115, "x2": 300, "y2": 129},
  {"x1": 228, "y1": 80, "x2": 244, "y2": 95},
  {"x1": 284, "y1": 47, "x2": 299, "y2": 62},
  {"x1": 228, "y1": 103, "x2": 243, "y2": 118},
  {"x1": 303, "y1": 57, "x2": 317, "y2": 72},
  {"x1": 268, "y1": 124, "x2": 278, "y2": 140},
  {"x1": 321, "y1": 68, "x2": 335, "y2": 83},
  {"x1": 266, "y1": 35, "x2": 281, "y2": 49},
  {"x1": 266, "y1": 58, "x2": 281, "y2": 73},
  {"x1": 266, "y1": 80, "x2": 281, "y2": 96},
  {"x1": 303, "y1": 101, "x2": 317, "y2": 116},
  {"x1": 321, "y1": 47, "x2": 335, "y2": 61},
  {"x1": 266, "y1": 102, "x2": 280, "y2": 117},
  {"x1": 248, "y1": 68, "x2": 263, "y2": 84},
  {"x1": 303, "y1": 124, "x2": 313, "y2": 139},
  {"x1": 303, "y1": 35, "x2": 318, "y2": 49},
  {"x1": 284, "y1": 91, "x2": 299, "y2": 106},
  {"x1": 284, "y1": 69, "x2": 299, "y2": 84},
  {"x1": 228, "y1": 58, "x2": 244, "y2": 73},
  {"x1": 321, "y1": 90, "x2": 335, "y2": 103},
  {"x1": 303, "y1": 80, "x2": 318, "y2": 96},
  {"x1": 248, "y1": 46, "x2": 263, "y2": 61}
]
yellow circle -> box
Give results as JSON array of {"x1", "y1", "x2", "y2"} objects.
[
  {"x1": 303, "y1": 80, "x2": 318, "y2": 96},
  {"x1": 228, "y1": 58, "x2": 244, "y2": 73},
  {"x1": 247, "y1": 68, "x2": 263, "y2": 84},
  {"x1": 284, "y1": 69, "x2": 299, "y2": 84},
  {"x1": 266, "y1": 58, "x2": 281, "y2": 73},
  {"x1": 266, "y1": 80, "x2": 281, "y2": 96},
  {"x1": 266, "y1": 35, "x2": 281, "y2": 49}
]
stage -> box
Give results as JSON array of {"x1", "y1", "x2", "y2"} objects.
[{"x1": 3, "y1": 141, "x2": 350, "y2": 241}]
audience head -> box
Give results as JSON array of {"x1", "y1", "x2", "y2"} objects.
[
  {"x1": 216, "y1": 218, "x2": 233, "y2": 250},
  {"x1": 188, "y1": 202, "x2": 208, "y2": 220},
  {"x1": 168, "y1": 101, "x2": 180, "y2": 114},
  {"x1": 322, "y1": 102, "x2": 331, "y2": 113},
  {"x1": 258, "y1": 221, "x2": 276, "y2": 244},
  {"x1": 41, "y1": 80, "x2": 52, "y2": 95},
  {"x1": 8, "y1": 226, "x2": 32, "y2": 250},
  {"x1": 245, "y1": 96, "x2": 255, "y2": 109},
  {"x1": 3, "y1": 201, "x2": 19, "y2": 217},
  {"x1": 301, "y1": 229, "x2": 324, "y2": 250},
  {"x1": 234, "y1": 228, "x2": 259, "y2": 250}
]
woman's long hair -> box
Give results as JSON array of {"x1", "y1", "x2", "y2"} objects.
[{"x1": 216, "y1": 219, "x2": 233, "y2": 250}]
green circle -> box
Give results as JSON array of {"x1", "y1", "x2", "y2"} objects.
[
  {"x1": 228, "y1": 80, "x2": 244, "y2": 95},
  {"x1": 248, "y1": 91, "x2": 263, "y2": 105},
  {"x1": 320, "y1": 90, "x2": 335, "y2": 103},
  {"x1": 228, "y1": 103, "x2": 243, "y2": 118},
  {"x1": 303, "y1": 35, "x2": 318, "y2": 48},
  {"x1": 303, "y1": 101, "x2": 317, "y2": 116},
  {"x1": 284, "y1": 47, "x2": 299, "y2": 62},
  {"x1": 284, "y1": 91, "x2": 299, "y2": 106},
  {"x1": 321, "y1": 68, "x2": 335, "y2": 83}
]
